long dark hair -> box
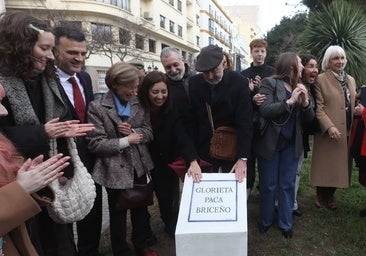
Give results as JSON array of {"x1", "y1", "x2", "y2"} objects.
[
  {"x1": 138, "y1": 71, "x2": 172, "y2": 112},
  {"x1": 273, "y1": 52, "x2": 300, "y2": 88},
  {"x1": 0, "y1": 11, "x2": 55, "y2": 80}
]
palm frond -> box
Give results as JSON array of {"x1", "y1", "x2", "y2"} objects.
[{"x1": 299, "y1": 0, "x2": 366, "y2": 85}]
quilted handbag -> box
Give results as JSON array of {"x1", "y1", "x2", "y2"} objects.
[{"x1": 47, "y1": 138, "x2": 96, "y2": 224}]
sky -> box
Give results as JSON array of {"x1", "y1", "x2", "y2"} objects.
[{"x1": 217, "y1": 0, "x2": 308, "y2": 33}]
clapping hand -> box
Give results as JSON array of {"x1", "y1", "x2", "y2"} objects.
[
  {"x1": 16, "y1": 153, "x2": 70, "y2": 194},
  {"x1": 45, "y1": 118, "x2": 94, "y2": 138}
]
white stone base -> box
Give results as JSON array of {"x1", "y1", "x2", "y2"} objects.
[{"x1": 175, "y1": 173, "x2": 247, "y2": 256}]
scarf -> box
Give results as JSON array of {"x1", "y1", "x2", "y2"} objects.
[
  {"x1": 333, "y1": 71, "x2": 351, "y2": 131},
  {"x1": 112, "y1": 92, "x2": 131, "y2": 120}
]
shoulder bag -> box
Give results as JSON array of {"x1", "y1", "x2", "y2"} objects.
[
  {"x1": 113, "y1": 145, "x2": 154, "y2": 211},
  {"x1": 206, "y1": 103, "x2": 237, "y2": 161},
  {"x1": 47, "y1": 138, "x2": 96, "y2": 224}
]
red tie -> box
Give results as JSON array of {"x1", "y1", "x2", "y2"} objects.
[{"x1": 68, "y1": 76, "x2": 85, "y2": 123}]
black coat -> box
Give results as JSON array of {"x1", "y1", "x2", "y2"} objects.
[
  {"x1": 149, "y1": 106, "x2": 197, "y2": 169},
  {"x1": 241, "y1": 63, "x2": 275, "y2": 95},
  {"x1": 188, "y1": 70, "x2": 253, "y2": 162}
]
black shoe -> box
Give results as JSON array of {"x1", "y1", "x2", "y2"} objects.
[
  {"x1": 144, "y1": 235, "x2": 158, "y2": 246},
  {"x1": 360, "y1": 208, "x2": 366, "y2": 217},
  {"x1": 282, "y1": 229, "x2": 293, "y2": 239},
  {"x1": 293, "y1": 208, "x2": 302, "y2": 217},
  {"x1": 258, "y1": 223, "x2": 270, "y2": 233},
  {"x1": 164, "y1": 224, "x2": 175, "y2": 239}
]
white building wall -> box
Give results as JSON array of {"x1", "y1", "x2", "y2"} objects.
[{"x1": 5, "y1": 0, "x2": 201, "y2": 92}]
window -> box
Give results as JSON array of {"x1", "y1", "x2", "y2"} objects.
[
  {"x1": 119, "y1": 28, "x2": 131, "y2": 45},
  {"x1": 160, "y1": 15, "x2": 166, "y2": 29},
  {"x1": 182, "y1": 51, "x2": 187, "y2": 60},
  {"x1": 169, "y1": 0, "x2": 174, "y2": 6},
  {"x1": 96, "y1": 0, "x2": 130, "y2": 11},
  {"x1": 162, "y1": 43, "x2": 169, "y2": 50},
  {"x1": 208, "y1": 19, "x2": 214, "y2": 33},
  {"x1": 148, "y1": 39, "x2": 156, "y2": 53},
  {"x1": 196, "y1": 36, "x2": 200, "y2": 46},
  {"x1": 177, "y1": 25, "x2": 182, "y2": 37},
  {"x1": 177, "y1": 0, "x2": 182, "y2": 11},
  {"x1": 97, "y1": 70, "x2": 108, "y2": 93},
  {"x1": 135, "y1": 34, "x2": 144, "y2": 50},
  {"x1": 169, "y1": 20, "x2": 175, "y2": 33},
  {"x1": 91, "y1": 23, "x2": 112, "y2": 42},
  {"x1": 196, "y1": 15, "x2": 199, "y2": 26},
  {"x1": 208, "y1": 37, "x2": 214, "y2": 45}
]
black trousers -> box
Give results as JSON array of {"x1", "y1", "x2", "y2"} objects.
[
  {"x1": 151, "y1": 166, "x2": 180, "y2": 234},
  {"x1": 106, "y1": 174, "x2": 154, "y2": 256},
  {"x1": 76, "y1": 183, "x2": 103, "y2": 256},
  {"x1": 29, "y1": 210, "x2": 77, "y2": 256},
  {"x1": 246, "y1": 153, "x2": 257, "y2": 190}
]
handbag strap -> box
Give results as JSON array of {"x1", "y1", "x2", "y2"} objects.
[
  {"x1": 135, "y1": 144, "x2": 152, "y2": 183},
  {"x1": 206, "y1": 103, "x2": 215, "y2": 133}
]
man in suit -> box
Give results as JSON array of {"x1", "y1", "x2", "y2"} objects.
[
  {"x1": 54, "y1": 26, "x2": 103, "y2": 256},
  {"x1": 188, "y1": 45, "x2": 253, "y2": 183}
]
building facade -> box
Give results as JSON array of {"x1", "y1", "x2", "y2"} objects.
[
  {"x1": 5, "y1": 0, "x2": 201, "y2": 92},
  {"x1": 4, "y1": 0, "x2": 251, "y2": 92}
]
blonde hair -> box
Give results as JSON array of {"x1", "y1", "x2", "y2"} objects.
[{"x1": 105, "y1": 62, "x2": 139, "y2": 89}]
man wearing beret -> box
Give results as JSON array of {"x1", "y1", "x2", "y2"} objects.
[{"x1": 188, "y1": 45, "x2": 253, "y2": 183}]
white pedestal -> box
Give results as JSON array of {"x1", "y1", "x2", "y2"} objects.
[{"x1": 175, "y1": 173, "x2": 247, "y2": 256}]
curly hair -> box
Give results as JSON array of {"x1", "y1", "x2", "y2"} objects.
[{"x1": 0, "y1": 11, "x2": 55, "y2": 80}]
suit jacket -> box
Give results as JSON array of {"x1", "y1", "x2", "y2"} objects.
[
  {"x1": 254, "y1": 77, "x2": 315, "y2": 160},
  {"x1": 86, "y1": 92, "x2": 153, "y2": 189},
  {"x1": 57, "y1": 71, "x2": 95, "y2": 171},
  {"x1": 311, "y1": 70, "x2": 356, "y2": 188},
  {"x1": 188, "y1": 70, "x2": 253, "y2": 162}
]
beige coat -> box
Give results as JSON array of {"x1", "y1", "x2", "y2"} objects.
[
  {"x1": 0, "y1": 182, "x2": 40, "y2": 256},
  {"x1": 311, "y1": 70, "x2": 356, "y2": 188}
]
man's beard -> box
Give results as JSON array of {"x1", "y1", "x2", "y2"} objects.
[{"x1": 167, "y1": 65, "x2": 185, "y2": 81}]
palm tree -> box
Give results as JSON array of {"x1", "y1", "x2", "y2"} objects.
[{"x1": 300, "y1": 0, "x2": 366, "y2": 86}]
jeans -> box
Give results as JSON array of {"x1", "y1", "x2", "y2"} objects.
[{"x1": 258, "y1": 140, "x2": 298, "y2": 230}]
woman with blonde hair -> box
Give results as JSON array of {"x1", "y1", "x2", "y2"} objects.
[{"x1": 87, "y1": 62, "x2": 157, "y2": 256}]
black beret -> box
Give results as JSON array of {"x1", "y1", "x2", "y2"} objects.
[{"x1": 195, "y1": 45, "x2": 224, "y2": 72}]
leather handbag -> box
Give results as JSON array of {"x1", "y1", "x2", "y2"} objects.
[
  {"x1": 113, "y1": 173, "x2": 154, "y2": 211},
  {"x1": 168, "y1": 156, "x2": 213, "y2": 181},
  {"x1": 47, "y1": 138, "x2": 96, "y2": 224},
  {"x1": 206, "y1": 103, "x2": 237, "y2": 161}
]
